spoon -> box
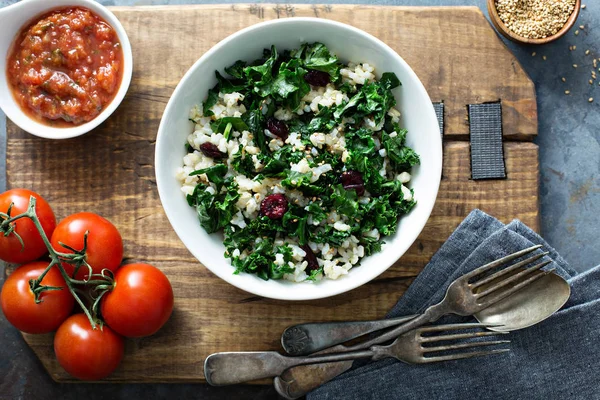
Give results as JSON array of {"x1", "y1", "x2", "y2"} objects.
[{"x1": 275, "y1": 271, "x2": 570, "y2": 399}]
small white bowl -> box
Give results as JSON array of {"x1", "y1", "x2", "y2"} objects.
[
  {"x1": 155, "y1": 18, "x2": 442, "y2": 301},
  {"x1": 0, "y1": 0, "x2": 132, "y2": 139}
]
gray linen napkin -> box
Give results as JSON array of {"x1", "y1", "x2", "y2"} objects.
[{"x1": 309, "y1": 210, "x2": 599, "y2": 400}]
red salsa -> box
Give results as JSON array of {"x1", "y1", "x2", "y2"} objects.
[{"x1": 7, "y1": 7, "x2": 123, "y2": 126}]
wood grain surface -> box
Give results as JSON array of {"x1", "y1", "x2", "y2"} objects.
[{"x1": 6, "y1": 5, "x2": 538, "y2": 382}]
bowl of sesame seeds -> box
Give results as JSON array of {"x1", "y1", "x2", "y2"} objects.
[{"x1": 488, "y1": 0, "x2": 581, "y2": 44}]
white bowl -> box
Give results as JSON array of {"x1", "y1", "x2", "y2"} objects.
[
  {"x1": 155, "y1": 18, "x2": 442, "y2": 301},
  {"x1": 0, "y1": 0, "x2": 133, "y2": 139}
]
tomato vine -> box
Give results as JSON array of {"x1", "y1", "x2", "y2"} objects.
[{"x1": 0, "y1": 195, "x2": 113, "y2": 329}]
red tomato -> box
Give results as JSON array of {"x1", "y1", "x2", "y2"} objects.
[
  {"x1": 50, "y1": 212, "x2": 123, "y2": 280},
  {"x1": 0, "y1": 261, "x2": 74, "y2": 334},
  {"x1": 0, "y1": 189, "x2": 56, "y2": 263},
  {"x1": 101, "y1": 263, "x2": 173, "y2": 338},
  {"x1": 54, "y1": 314, "x2": 124, "y2": 381}
]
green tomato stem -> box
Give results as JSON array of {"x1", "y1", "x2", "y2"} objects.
[{"x1": 3, "y1": 196, "x2": 113, "y2": 329}]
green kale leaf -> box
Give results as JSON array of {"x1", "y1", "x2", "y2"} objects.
[
  {"x1": 215, "y1": 71, "x2": 245, "y2": 94},
  {"x1": 203, "y1": 89, "x2": 219, "y2": 117},
  {"x1": 281, "y1": 170, "x2": 324, "y2": 195},
  {"x1": 189, "y1": 164, "x2": 228, "y2": 190},
  {"x1": 382, "y1": 130, "x2": 420, "y2": 171},
  {"x1": 331, "y1": 184, "x2": 358, "y2": 217},
  {"x1": 243, "y1": 108, "x2": 268, "y2": 154},
  {"x1": 224, "y1": 60, "x2": 247, "y2": 79},
  {"x1": 244, "y1": 45, "x2": 278, "y2": 97},
  {"x1": 293, "y1": 42, "x2": 340, "y2": 80},
  {"x1": 345, "y1": 127, "x2": 377, "y2": 156},
  {"x1": 187, "y1": 180, "x2": 239, "y2": 234},
  {"x1": 283, "y1": 205, "x2": 309, "y2": 245},
  {"x1": 380, "y1": 72, "x2": 401, "y2": 89},
  {"x1": 211, "y1": 117, "x2": 249, "y2": 135},
  {"x1": 306, "y1": 202, "x2": 327, "y2": 223}
]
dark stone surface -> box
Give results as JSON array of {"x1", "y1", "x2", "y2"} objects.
[{"x1": 1, "y1": 1, "x2": 598, "y2": 399}]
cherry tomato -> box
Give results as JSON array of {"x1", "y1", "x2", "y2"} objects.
[
  {"x1": 50, "y1": 212, "x2": 123, "y2": 280},
  {"x1": 0, "y1": 189, "x2": 56, "y2": 264},
  {"x1": 0, "y1": 261, "x2": 74, "y2": 334},
  {"x1": 54, "y1": 314, "x2": 124, "y2": 381},
  {"x1": 101, "y1": 263, "x2": 173, "y2": 338}
]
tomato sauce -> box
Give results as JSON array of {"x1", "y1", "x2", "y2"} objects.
[{"x1": 6, "y1": 7, "x2": 123, "y2": 126}]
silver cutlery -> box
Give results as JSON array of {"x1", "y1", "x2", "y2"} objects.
[
  {"x1": 205, "y1": 323, "x2": 509, "y2": 386},
  {"x1": 282, "y1": 244, "x2": 550, "y2": 356},
  {"x1": 275, "y1": 244, "x2": 554, "y2": 398},
  {"x1": 281, "y1": 314, "x2": 418, "y2": 356}
]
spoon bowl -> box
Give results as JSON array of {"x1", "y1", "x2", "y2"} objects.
[
  {"x1": 0, "y1": 0, "x2": 132, "y2": 139},
  {"x1": 475, "y1": 271, "x2": 570, "y2": 331}
]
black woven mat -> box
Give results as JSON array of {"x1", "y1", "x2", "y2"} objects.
[
  {"x1": 432, "y1": 102, "x2": 444, "y2": 135},
  {"x1": 467, "y1": 102, "x2": 506, "y2": 180}
]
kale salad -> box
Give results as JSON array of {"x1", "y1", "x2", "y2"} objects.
[{"x1": 176, "y1": 43, "x2": 420, "y2": 282}]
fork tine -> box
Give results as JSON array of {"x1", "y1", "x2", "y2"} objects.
[
  {"x1": 422, "y1": 348, "x2": 510, "y2": 363},
  {"x1": 420, "y1": 330, "x2": 506, "y2": 343},
  {"x1": 475, "y1": 259, "x2": 552, "y2": 298},
  {"x1": 464, "y1": 245, "x2": 542, "y2": 279},
  {"x1": 471, "y1": 252, "x2": 548, "y2": 289},
  {"x1": 423, "y1": 340, "x2": 510, "y2": 353},
  {"x1": 479, "y1": 268, "x2": 556, "y2": 308},
  {"x1": 418, "y1": 323, "x2": 504, "y2": 332}
]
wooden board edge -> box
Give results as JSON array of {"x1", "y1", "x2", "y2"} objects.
[
  {"x1": 107, "y1": 4, "x2": 485, "y2": 12},
  {"x1": 19, "y1": 332, "x2": 64, "y2": 383},
  {"x1": 504, "y1": 141, "x2": 540, "y2": 230}
]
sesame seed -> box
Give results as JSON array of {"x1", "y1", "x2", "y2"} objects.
[
  {"x1": 579, "y1": 25, "x2": 585, "y2": 30},
  {"x1": 586, "y1": 50, "x2": 591, "y2": 55},
  {"x1": 532, "y1": 52, "x2": 537, "y2": 56},
  {"x1": 581, "y1": 4, "x2": 586, "y2": 9},
  {"x1": 565, "y1": 90, "x2": 571, "y2": 95},
  {"x1": 573, "y1": 45, "x2": 577, "y2": 50},
  {"x1": 590, "y1": 80, "x2": 594, "y2": 85},
  {"x1": 494, "y1": 0, "x2": 577, "y2": 39},
  {"x1": 543, "y1": 55, "x2": 547, "y2": 60},
  {"x1": 561, "y1": 77, "x2": 566, "y2": 82},
  {"x1": 589, "y1": 98, "x2": 594, "y2": 103},
  {"x1": 573, "y1": 64, "x2": 578, "y2": 68},
  {"x1": 575, "y1": 30, "x2": 579, "y2": 35}
]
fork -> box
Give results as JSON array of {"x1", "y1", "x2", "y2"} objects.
[
  {"x1": 204, "y1": 323, "x2": 510, "y2": 386},
  {"x1": 275, "y1": 244, "x2": 553, "y2": 398}
]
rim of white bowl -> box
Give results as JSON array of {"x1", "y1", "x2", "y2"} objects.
[
  {"x1": 155, "y1": 17, "x2": 442, "y2": 301},
  {"x1": 0, "y1": 0, "x2": 133, "y2": 139}
]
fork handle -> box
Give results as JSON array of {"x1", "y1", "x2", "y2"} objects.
[
  {"x1": 281, "y1": 314, "x2": 418, "y2": 356},
  {"x1": 273, "y1": 303, "x2": 448, "y2": 397},
  {"x1": 343, "y1": 301, "x2": 448, "y2": 351},
  {"x1": 204, "y1": 349, "x2": 375, "y2": 386}
]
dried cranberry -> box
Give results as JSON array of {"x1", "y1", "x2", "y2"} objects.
[
  {"x1": 266, "y1": 118, "x2": 289, "y2": 141},
  {"x1": 199, "y1": 142, "x2": 226, "y2": 159},
  {"x1": 341, "y1": 170, "x2": 365, "y2": 196},
  {"x1": 304, "y1": 70, "x2": 331, "y2": 87},
  {"x1": 300, "y1": 244, "x2": 320, "y2": 272},
  {"x1": 260, "y1": 194, "x2": 288, "y2": 220}
]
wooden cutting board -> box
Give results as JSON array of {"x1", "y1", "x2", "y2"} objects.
[{"x1": 5, "y1": 5, "x2": 538, "y2": 383}]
